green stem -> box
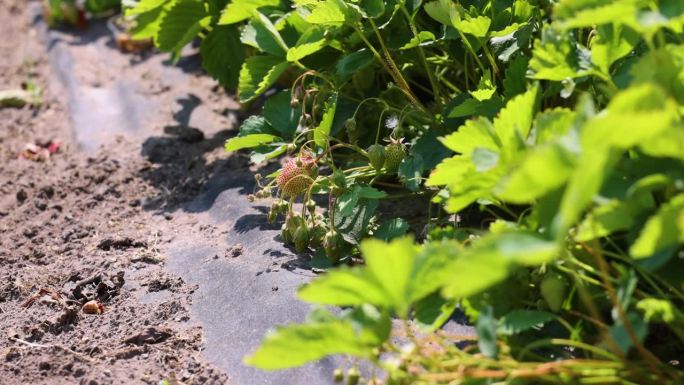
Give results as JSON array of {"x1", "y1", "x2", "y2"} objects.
[
  {"x1": 398, "y1": 2, "x2": 442, "y2": 107},
  {"x1": 481, "y1": 41, "x2": 500, "y2": 77},
  {"x1": 457, "y1": 30, "x2": 487, "y2": 75},
  {"x1": 366, "y1": 19, "x2": 428, "y2": 112}
]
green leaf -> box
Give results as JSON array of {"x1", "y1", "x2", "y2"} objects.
[
  {"x1": 400, "y1": 31, "x2": 436, "y2": 50},
  {"x1": 497, "y1": 310, "x2": 555, "y2": 336},
  {"x1": 314, "y1": 93, "x2": 338, "y2": 148},
  {"x1": 529, "y1": 27, "x2": 591, "y2": 81},
  {"x1": 532, "y1": 108, "x2": 576, "y2": 144},
  {"x1": 440, "y1": 118, "x2": 499, "y2": 156},
  {"x1": 360, "y1": 237, "x2": 418, "y2": 316},
  {"x1": 471, "y1": 148, "x2": 499, "y2": 172},
  {"x1": 411, "y1": 241, "x2": 464, "y2": 301},
  {"x1": 490, "y1": 23, "x2": 533, "y2": 63},
  {"x1": 576, "y1": 200, "x2": 635, "y2": 241},
  {"x1": 299, "y1": 237, "x2": 419, "y2": 316},
  {"x1": 609, "y1": 311, "x2": 648, "y2": 355},
  {"x1": 555, "y1": 0, "x2": 639, "y2": 29},
  {"x1": 591, "y1": 24, "x2": 640, "y2": 75},
  {"x1": 306, "y1": 0, "x2": 347, "y2": 26},
  {"x1": 239, "y1": 115, "x2": 278, "y2": 136},
  {"x1": 263, "y1": 91, "x2": 301, "y2": 139},
  {"x1": 441, "y1": 249, "x2": 510, "y2": 299},
  {"x1": 640, "y1": 127, "x2": 684, "y2": 161},
  {"x1": 412, "y1": 132, "x2": 452, "y2": 170},
  {"x1": 218, "y1": 0, "x2": 280, "y2": 25},
  {"x1": 631, "y1": 45, "x2": 684, "y2": 105},
  {"x1": 200, "y1": 25, "x2": 244, "y2": 89},
  {"x1": 398, "y1": 154, "x2": 425, "y2": 192},
  {"x1": 630, "y1": 194, "x2": 684, "y2": 259},
  {"x1": 581, "y1": 84, "x2": 679, "y2": 148},
  {"x1": 446, "y1": 97, "x2": 503, "y2": 119},
  {"x1": 503, "y1": 55, "x2": 529, "y2": 99},
  {"x1": 423, "y1": 0, "x2": 459, "y2": 26},
  {"x1": 241, "y1": 12, "x2": 289, "y2": 57},
  {"x1": 156, "y1": 0, "x2": 210, "y2": 55},
  {"x1": 360, "y1": 0, "x2": 385, "y2": 18},
  {"x1": 637, "y1": 298, "x2": 676, "y2": 323},
  {"x1": 250, "y1": 144, "x2": 287, "y2": 164},
  {"x1": 336, "y1": 49, "x2": 375, "y2": 79},
  {"x1": 453, "y1": 15, "x2": 491, "y2": 38},
  {"x1": 287, "y1": 28, "x2": 328, "y2": 62},
  {"x1": 337, "y1": 190, "x2": 359, "y2": 217},
  {"x1": 476, "y1": 307, "x2": 498, "y2": 358},
  {"x1": 238, "y1": 56, "x2": 289, "y2": 102},
  {"x1": 355, "y1": 185, "x2": 387, "y2": 199},
  {"x1": 414, "y1": 293, "x2": 458, "y2": 332},
  {"x1": 334, "y1": 198, "x2": 378, "y2": 244},
  {"x1": 441, "y1": 232, "x2": 557, "y2": 298},
  {"x1": 374, "y1": 218, "x2": 410, "y2": 241},
  {"x1": 555, "y1": 148, "x2": 619, "y2": 236},
  {"x1": 129, "y1": 6, "x2": 164, "y2": 40},
  {"x1": 493, "y1": 86, "x2": 539, "y2": 151},
  {"x1": 245, "y1": 320, "x2": 372, "y2": 370},
  {"x1": 496, "y1": 143, "x2": 576, "y2": 204},
  {"x1": 470, "y1": 72, "x2": 497, "y2": 101},
  {"x1": 298, "y1": 267, "x2": 388, "y2": 306},
  {"x1": 225, "y1": 134, "x2": 280, "y2": 152}
]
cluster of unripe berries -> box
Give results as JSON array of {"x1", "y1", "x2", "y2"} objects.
[
  {"x1": 276, "y1": 210, "x2": 344, "y2": 259},
  {"x1": 345, "y1": 118, "x2": 408, "y2": 173}
]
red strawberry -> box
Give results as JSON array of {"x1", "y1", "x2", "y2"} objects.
[{"x1": 277, "y1": 153, "x2": 316, "y2": 197}]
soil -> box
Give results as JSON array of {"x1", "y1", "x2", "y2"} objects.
[{"x1": 0, "y1": 1, "x2": 237, "y2": 384}]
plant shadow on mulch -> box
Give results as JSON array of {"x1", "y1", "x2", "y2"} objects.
[{"x1": 137, "y1": 93, "x2": 250, "y2": 213}]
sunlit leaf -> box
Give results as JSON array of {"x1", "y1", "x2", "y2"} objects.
[
  {"x1": 630, "y1": 194, "x2": 684, "y2": 259},
  {"x1": 498, "y1": 310, "x2": 555, "y2": 336},
  {"x1": 218, "y1": 0, "x2": 280, "y2": 25},
  {"x1": 241, "y1": 12, "x2": 289, "y2": 57},
  {"x1": 245, "y1": 320, "x2": 372, "y2": 369},
  {"x1": 224, "y1": 134, "x2": 280, "y2": 152},
  {"x1": 314, "y1": 93, "x2": 338, "y2": 148},
  {"x1": 496, "y1": 143, "x2": 576, "y2": 203},
  {"x1": 238, "y1": 56, "x2": 289, "y2": 102}
]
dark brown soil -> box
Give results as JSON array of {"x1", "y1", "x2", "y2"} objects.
[{"x1": 0, "y1": 2, "x2": 233, "y2": 384}]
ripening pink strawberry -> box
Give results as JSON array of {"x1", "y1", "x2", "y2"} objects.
[{"x1": 277, "y1": 153, "x2": 316, "y2": 197}]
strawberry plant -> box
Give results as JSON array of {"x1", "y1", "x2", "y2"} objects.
[
  {"x1": 115, "y1": 0, "x2": 684, "y2": 383},
  {"x1": 43, "y1": 0, "x2": 120, "y2": 27}
]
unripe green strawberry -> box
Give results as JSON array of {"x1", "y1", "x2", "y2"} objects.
[
  {"x1": 345, "y1": 119, "x2": 359, "y2": 143},
  {"x1": 306, "y1": 199, "x2": 317, "y2": 214},
  {"x1": 366, "y1": 144, "x2": 386, "y2": 171},
  {"x1": 346, "y1": 367, "x2": 360, "y2": 385},
  {"x1": 384, "y1": 142, "x2": 406, "y2": 173},
  {"x1": 332, "y1": 170, "x2": 347, "y2": 189},
  {"x1": 309, "y1": 224, "x2": 327, "y2": 249},
  {"x1": 281, "y1": 223, "x2": 293, "y2": 244},
  {"x1": 333, "y1": 368, "x2": 344, "y2": 383},
  {"x1": 323, "y1": 229, "x2": 344, "y2": 262},
  {"x1": 293, "y1": 224, "x2": 310, "y2": 253},
  {"x1": 267, "y1": 202, "x2": 278, "y2": 224},
  {"x1": 285, "y1": 214, "x2": 305, "y2": 241},
  {"x1": 277, "y1": 154, "x2": 316, "y2": 197},
  {"x1": 276, "y1": 199, "x2": 289, "y2": 214},
  {"x1": 541, "y1": 272, "x2": 567, "y2": 312}
]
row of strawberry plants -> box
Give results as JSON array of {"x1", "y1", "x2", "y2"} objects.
[{"x1": 119, "y1": 0, "x2": 684, "y2": 384}]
